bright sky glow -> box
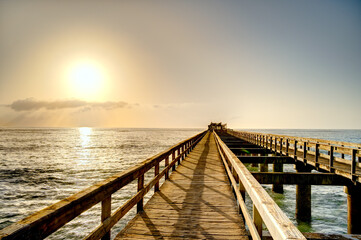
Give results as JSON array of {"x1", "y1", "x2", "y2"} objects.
[{"x1": 68, "y1": 61, "x2": 104, "y2": 100}]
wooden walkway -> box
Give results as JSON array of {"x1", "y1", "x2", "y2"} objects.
[{"x1": 115, "y1": 132, "x2": 247, "y2": 239}]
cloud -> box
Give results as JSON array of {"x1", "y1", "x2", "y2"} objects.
[{"x1": 7, "y1": 98, "x2": 130, "y2": 111}]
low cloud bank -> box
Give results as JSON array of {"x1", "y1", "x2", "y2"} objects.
[{"x1": 8, "y1": 98, "x2": 130, "y2": 111}]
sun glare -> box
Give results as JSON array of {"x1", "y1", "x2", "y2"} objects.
[{"x1": 68, "y1": 60, "x2": 105, "y2": 100}]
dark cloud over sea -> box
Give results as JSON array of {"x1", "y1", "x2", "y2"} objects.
[{"x1": 7, "y1": 98, "x2": 130, "y2": 111}]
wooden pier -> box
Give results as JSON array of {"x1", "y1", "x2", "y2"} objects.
[
  {"x1": 115, "y1": 132, "x2": 247, "y2": 239},
  {"x1": 1, "y1": 124, "x2": 361, "y2": 240}
]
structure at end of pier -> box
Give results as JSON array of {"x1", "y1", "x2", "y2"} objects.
[{"x1": 208, "y1": 122, "x2": 227, "y2": 131}]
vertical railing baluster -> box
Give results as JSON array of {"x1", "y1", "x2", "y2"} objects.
[
  {"x1": 294, "y1": 140, "x2": 298, "y2": 161},
  {"x1": 286, "y1": 139, "x2": 289, "y2": 156},
  {"x1": 351, "y1": 149, "x2": 357, "y2": 181},
  {"x1": 101, "y1": 196, "x2": 111, "y2": 240},
  {"x1": 274, "y1": 138, "x2": 277, "y2": 154},
  {"x1": 315, "y1": 144, "x2": 319, "y2": 168},
  {"x1": 137, "y1": 174, "x2": 144, "y2": 212},
  {"x1": 253, "y1": 205, "x2": 263, "y2": 238},
  {"x1": 154, "y1": 161, "x2": 160, "y2": 192},
  {"x1": 266, "y1": 136, "x2": 268, "y2": 149},
  {"x1": 165, "y1": 155, "x2": 169, "y2": 179},
  {"x1": 280, "y1": 138, "x2": 283, "y2": 155},
  {"x1": 303, "y1": 142, "x2": 307, "y2": 164},
  {"x1": 172, "y1": 150, "x2": 176, "y2": 171},
  {"x1": 178, "y1": 147, "x2": 181, "y2": 165},
  {"x1": 329, "y1": 146, "x2": 334, "y2": 173}
]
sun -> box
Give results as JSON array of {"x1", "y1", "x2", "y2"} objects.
[{"x1": 68, "y1": 60, "x2": 105, "y2": 100}]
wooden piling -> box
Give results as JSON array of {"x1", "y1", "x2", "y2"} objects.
[
  {"x1": 345, "y1": 185, "x2": 361, "y2": 234},
  {"x1": 272, "y1": 162, "x2": 283, "y2": 193},
  {"x1": 295, "y1": 163, "x2": 312, "y2": 222}
]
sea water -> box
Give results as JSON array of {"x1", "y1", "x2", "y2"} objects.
[{"x1": 0, "y1": 128, "x2": 360, "y2": 238}]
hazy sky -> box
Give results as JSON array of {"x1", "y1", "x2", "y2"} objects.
[{"x1": 1, "y1": 0, "x2": 360, "y2": 128}]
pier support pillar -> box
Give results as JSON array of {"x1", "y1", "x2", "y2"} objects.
[
  {"x1": 260, "y1": 163, "x2": 268, "y2": 172},
  {"x1": 251, "y1": 153, "x2": 258, "y2": 168},
  {"x1": 295, "y1": 163, "x2": 312, "y2": 222},
  {"x1": 345, "y1": 185, "x2": 361, "y2": 234},
  {"x1": 272, "y1": 163, "x2": 283, "y2": 193}
]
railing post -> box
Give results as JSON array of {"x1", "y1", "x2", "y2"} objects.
[
  {"x1": 266, "y1": 136, "x2": 268, "y2": 149},
  {"x1": 165, "y1": 155, "x2": 169, "y2": 179},
  {"x1": 253, "y1": 204, "x2": 262, "y2": 238},
  {"x1": 294, "y1": 140, "x2": 298, "y2": 161},
  {"x1": 274, "y1": 137, "x2": 277, "y2": 154},
  {"x1": 329, "y1": 146, "x2": 334, "y2": 173},
  {"x1": 239, "y1": 182, "x2": 246, "y2": 204},
  {"x1": 101, "y1": 196, "x2": 111, "y2": 240},
  {"x1": 137, "y1": 174, "x2": 144, "y2": 213},
  {"x1": 178, "y1": 147, "x2": 181, "y2": 165},
  {"x1": 232, "y1": 167, "x2": 239, "y2": 183},
  {"x1": 351, "y1": 149, "x2": 357, "y2": 181},
  {"x1": 303, "y1": 142, "x2": 307, "y2": 164},
  {"x1": 154, "y1": 161, "x2": 160, "y2": 192},
  {"x1": 184, "y1": 143, "x2": 187, "y2": 156},
  {"x1": 315, "y1": 143, "x2": 319, "y2": 169},
  {"x1": 286, "y1": 139, "x2": 289, "y2": 156},
  {"x1": 280, "y1": 138, "x2": 283, "y2": 155},
  {"x1": 172, "y1": 150, "x2": 176, "y2": 171}
]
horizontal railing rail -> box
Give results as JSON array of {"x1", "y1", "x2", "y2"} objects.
[
  {"x1": 0, "y1": 131, "x2": 207, "y2": 240},
  {"x1": 214, "y1": 131, "x2": 306, "y2": 240},
  {"x1": 227, "y1": 129, "x2": 361, "y2": 182}
]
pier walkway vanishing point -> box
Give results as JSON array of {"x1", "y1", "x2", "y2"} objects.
[{"x1": 1, "y1": 124, "x2": 361, "y2": 240}]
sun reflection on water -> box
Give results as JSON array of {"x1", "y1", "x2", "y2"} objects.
[{"x1": 77, "y1": 127, "x2": 92, "y2": 165}]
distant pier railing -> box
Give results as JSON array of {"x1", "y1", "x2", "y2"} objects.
[
  {"x1": 214, "y1": 131, "x2": 306, "y2": 240},
  {"x1": 227, "y1": 129, "x2": 361, "y2": 183},
  {"x1": 0, "y1": 131, "x2": 206, "y2": 240}
]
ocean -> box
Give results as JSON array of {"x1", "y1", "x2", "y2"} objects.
[{"x1": 0, "y1": 128, "x2": 360, "y2": 238}]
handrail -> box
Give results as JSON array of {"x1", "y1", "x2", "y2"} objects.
[
  {"x1": 227, "y1": 129, "x2": 361, "y2": 182},
  {"x1": 0, "y1": 130, "x2": 207, "y2": 240},
  {"x1": 213, "y1": 131, "x2": 306, "y2": 240},
  {"x1": 231, "y1": 129, "x2": 361, "y2": 149}
]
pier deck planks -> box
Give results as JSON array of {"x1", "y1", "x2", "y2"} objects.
[{"x1": 115, "y1": 132, "x2": 247, "y2": 239}]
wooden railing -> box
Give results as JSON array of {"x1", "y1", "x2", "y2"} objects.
[
  {"x1": 227, "y1": 129, "x2": 361, "y2": 182},
  {"x1": 0, "y1": 131, "x2": 206, "y2": 240},
  {"x1": 213, "y1": 131, "x2": 306, "y2": 240}
]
